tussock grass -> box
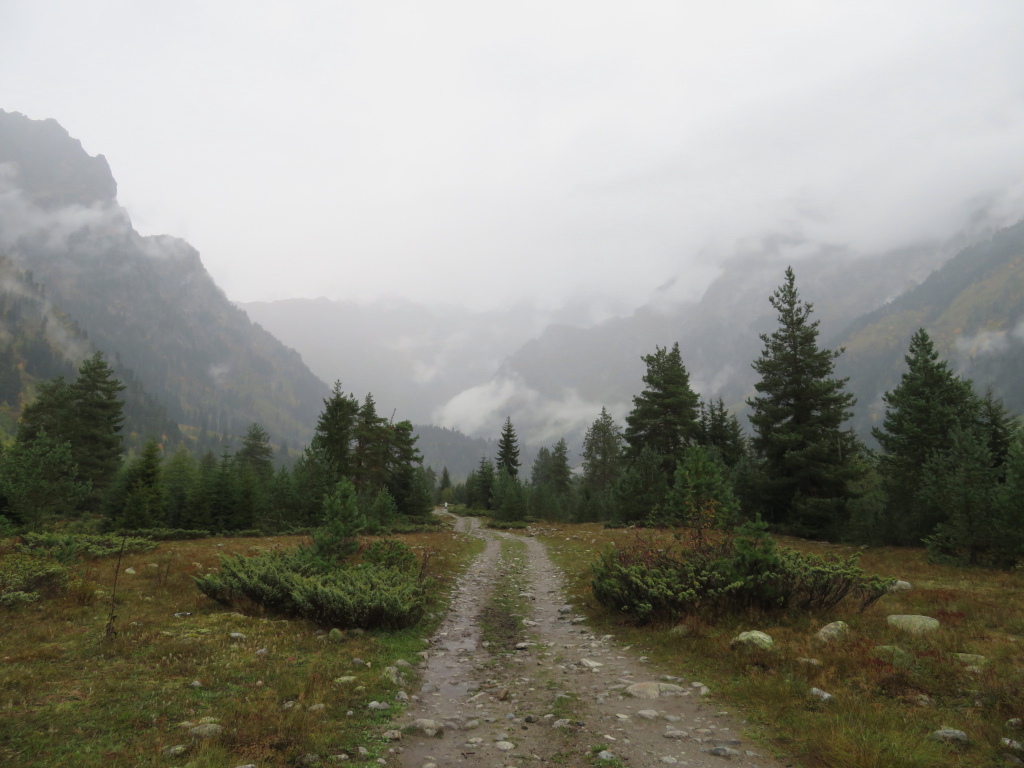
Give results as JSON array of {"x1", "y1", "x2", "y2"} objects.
[
  {"x1": 0, "y1": 527, "x2": 482, "y2": 767},
  {"x1": 534, "y1": 522, "x2": 1024, "y2": 768}
]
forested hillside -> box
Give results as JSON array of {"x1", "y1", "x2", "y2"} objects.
[
  {"x1": 0, "y1": 110, "x2": 329, "y2": 449},
  {"x1": 834, "y1": 219, "x2": 1024, "y2": 439}
]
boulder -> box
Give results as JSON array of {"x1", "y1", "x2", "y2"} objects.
[
  {"x1": 813, "y1": 621, "x2": 850, "y2": 643},
  {"x1": 886, "y1": 615, "x2": 940, "y2": 634},
  {"x1": 928, "y1": 728, "x2": 968, "y2": 744},
  {"x1": 729, "y1": 631, "x2": 774, "y2": 651}
]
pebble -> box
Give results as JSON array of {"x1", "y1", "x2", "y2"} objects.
[{"x1": 496, "y1": 741, "x2": 515, "y2": 751}]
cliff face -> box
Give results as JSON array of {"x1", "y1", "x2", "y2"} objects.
[
  {"x1": 0, "y1": 109, "x2": 329, "y2": 449},
  {"x1": 0, "y1": 110, "x2": 117, "y2": 209}
]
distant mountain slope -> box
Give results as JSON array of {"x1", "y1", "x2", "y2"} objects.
[
  {"x1": 833, "y1": 219, "x2": 1024, "y2": 438},
  {"x1": 0, "y1": 109, "x2": 329, "y2": 448}
]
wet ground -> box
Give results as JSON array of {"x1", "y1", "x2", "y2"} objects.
[{"x1": 391, "y1": 515, "x2": 793, "y2": 768}]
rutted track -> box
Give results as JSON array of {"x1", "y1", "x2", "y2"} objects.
[{"x1": 393, "y1": 515, "x2": 792, "y2": 768}]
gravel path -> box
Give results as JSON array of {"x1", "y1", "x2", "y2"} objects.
[{"x1": 393, "y1": 515, "x2": 793, "y2": 768}]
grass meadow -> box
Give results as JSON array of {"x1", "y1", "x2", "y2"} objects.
[
  {"x1": 0, "y1": 528, "x2": 484, "y2": 768},
  {"x1": 536, "y1": 522, "x2": 1024, "y2": 768}
]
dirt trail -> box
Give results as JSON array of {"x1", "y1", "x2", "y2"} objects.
[{"x1": 393, "y1": 516, "x2": 792, "y2": 768}]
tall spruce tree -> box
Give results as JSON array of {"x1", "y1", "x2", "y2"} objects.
[
  {"x1": 582, "y1": 407, "x2": 624, "y2": 493},
  {"x1": 747, "y1": 267, "x2": 862, "y2": 537},
  {"x1": 624, "y1": 342, "x2": 700, "y2": 478},
  {"x1": 308, "y1": 381, "x2": 360, "y2": 486},
  {"x1": 69, "y1": 353, "x2": 126, "y2": 501},
  {"x1": 698, "y1": 398, "x2": 746, "y2": 467},
  {"x1": 496, "y1": 416, "x2": 521, "y2": 478},
  {"x1": 872, "y1": 329, "x2": 980, "y2": 544}
]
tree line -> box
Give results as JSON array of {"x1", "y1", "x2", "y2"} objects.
[
  {"x1": 0, "y1": 364, "x2": 435, "y2": 535},
  {"x1": 449, "y1": 267, "x2": 1024, "y2": 567}
]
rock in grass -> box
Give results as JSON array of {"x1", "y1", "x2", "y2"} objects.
[
  {"x1": 188, "y1": 723, "x2": 224, "y2": 738},
  {"x1": 928, "y1": 728, "x2": 968, "y2": 744},
  {"x1": 809, "y1": 687, "x2": 833, "y2": 702},
  {"x1": 730, "y1": 631, "x2": 774, "y2": 651},
  {"x1": 383, "y1": 730, "x2": 402, "y2": 741},
  {"x1": 888, "y1": 580, "x2": 913, "y2": 592},
  {"x1": 162, "y1": 744, "x2": 189, "y2": 756},
  {"x1": 871, "y1": 645, "x2": 915, "y2": 666},
  {"x1": 813, "y1": 621, "x2": 850, "y2": 643},
  {"x1": 333, "y1": 676, "x2": 357, "y2": 685},
  {"x1": 952, "y1": 653, "x2": 988, "y2": 668},
  {"x1": 596, "y1": 750, "x2": 615, "y2": 760},
  {"x1": 887, "y1": 615, "x2": 940, "y2": 634}
]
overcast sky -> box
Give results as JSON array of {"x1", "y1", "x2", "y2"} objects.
[{"x1": 3, "y1": 1, "x2": 1024, "y2": 311}]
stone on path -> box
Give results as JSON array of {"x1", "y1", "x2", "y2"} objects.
[
  {"x1": 887, "y1": 615, "x2": 940, "y2": 634},
  {"x1": 730, "y1": 630, "x2": 774, "y2": 651},
  {"x1": 625, "y1": 681, "x2": 685, "y2": 699},
  {"x1": 410, "y1": 718, "x2": 444, "y2": 737}
]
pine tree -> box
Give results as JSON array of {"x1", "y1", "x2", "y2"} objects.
[
  {"x1": 549, "y1": 438, "x2": 572, "y2": 494},
  {"x1": 872, "y1": 329, "x2": 979, "y2": 544},
  {"x1": 624, "y1": 342, "x2": 700, "y2": 477},
  {"x1": 698, "y1": 398, "x2": 746, "y2": 467},
  {"x1": 491, "y1": 468, "x2": 528, "y2": 521},
  {"x1": 308, "y1": 381, "x2": 360, "y2": 485},
  {"x1": 921, "y1": 424, "x2": 1003, "y2": 566},
  {"x1": 237, "y1": 423, "x2": 274, "y2": 478},
  {"x1": 530, "y1": 447, "x2": 553, "y2": 487},
  {"x1": 0, "y1": 430, "x2": 88, "y2": 530},
  {"x1": 662, "y1": 444, "x2": 739, "y2": 533},
  {"x1": 469, "y1": 457, "x2": 495, "y2": 509},
  {"x1": 747, "y1": 267, "x2": 862, "y2": 537},
  {"x1": 582, "y1": 407, "x2": 624, "y2": 494},
  {"x1": 613, "y1": 445, "x2": 669, "y2": 523},
  {"x1": 68, "y1": 352, "x2": 126, "y2": 504},
  {"x1": 496, "y1": 417, "x2": 521, "y2": 478},
  {"x1": 309, "y1": 478, "x2": 364, "y2": 564}
]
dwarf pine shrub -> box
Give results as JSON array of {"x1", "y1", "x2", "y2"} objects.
[
  {"x1": 195, "y1": 543, "x2": 428, "y2": 630},
  {"x1": 0, "y1": 552, "x2": 69, "y2": 606},
  {"x1": 17, "y1": 532, "x2": 157, "y2": 561},
  {"x1": 591, "y1": 520, "x2": 890, "y2": 623}
]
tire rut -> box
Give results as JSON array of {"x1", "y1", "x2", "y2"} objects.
[{"x1": 392, "y1": 516, "x2": 793, "y2": 768}]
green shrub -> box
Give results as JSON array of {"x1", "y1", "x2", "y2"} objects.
[
  {"x1": 591, "y1": 520, "x2": 890, "y2": 623},
  {"x1": 195, "y1": 545, "x2": 428, "y2": 630},
  {"x1": 363, "y1": 539, "x2": 418, "y2": 571},
  {"x1": 0, "y1": 552, "x2": 69, "y2": 605},
  {"x1": 16, "y1": 532, "x2": 157, "y2": 561}
]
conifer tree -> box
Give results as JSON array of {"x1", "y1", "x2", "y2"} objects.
[
  {"x1": 872, "y1": 329, "x2": 979, "y2": 543},
  {"x1": 582, "y1": 407, "x2": 624, "y2": 494},
  {"x1": 308, "y1": 381, "x2": 360, "y2": 485},
  {"x1": 496, "y1": 416, "x2": 521, "y2": 478},
  {"x1": 237, "y1": 423, "x2": 274, "y2": 478},
  {"x1": 698, "y1": 398, "x2": 746, "y2": 467},
  {"x1": 747, "y1": 267, "x2": 862, "y2": 537},
  {"x1": 69, "y1": 352, "x2": 126, "y2": 502},
  {"x1": 624, "y1": 342, "x2": 700, "y2": 477}
]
